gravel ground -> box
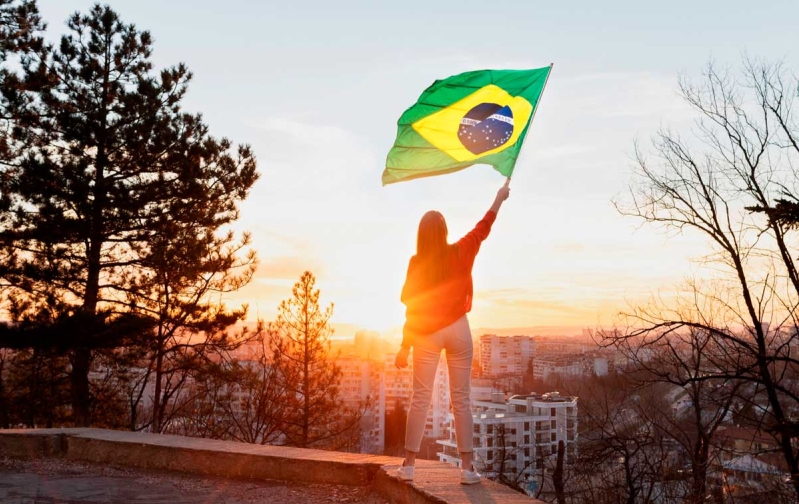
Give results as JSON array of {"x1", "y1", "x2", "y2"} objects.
[{"x1": 0, "y1": 457, "x2": 390, "y2": 504}]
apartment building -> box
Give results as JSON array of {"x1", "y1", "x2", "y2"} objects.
[
  {"x1": 337, "y1": 355, "x2": 383, "y2": 453},
  {"x1": 479, "y1": 334, "x2": 536, "y2": 377},
  {"x1": 532, "y1": 355, "x2": 583, "y2": 380},
  {"x1": 437, "y1": 391, "x2": 578, "y2": 487}
]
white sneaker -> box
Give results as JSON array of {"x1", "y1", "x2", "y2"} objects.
[
  {"x1": 397, "y1": 464, "x2": 414, "y2": 482},
  {"x1": 460, "y1": 467, "x2": 481, "y2": 485}
]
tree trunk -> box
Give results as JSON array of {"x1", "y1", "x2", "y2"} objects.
[
  {"x1": 129, "y1": 364, "x2": 152, "y2": 432},
  {"x1": 729, "y1": 241, "x2": 799, "y2": 499},
  {"x1": 691, "y1": 435, "x2": 709, "y2": 503},
  {"x1": 70, "y1": 348, "x2": 91, "y2": 426},
  {"x1": 553, "y1": 440, "x2": 565, "y2": 504},
  {"x1": 535, "y1": 451, "x2": 545, "y2": 500},
  {"x1": 624, "y1": 457, "x2": 637, "y2": 504},
  {"x1": 70, "y1": 27, "x2": 112, "y2": 429},
  {"x1": 0, "y1": 357, "x2": 8, "y2": 429},
  {"x1": 129, "y1": 399, "x2": 137, "y2": 431},
  {"x1": 302, "y1": 293, "x2": 309, "y2": 448},
  {"x1": 152, "y1": 340, "x2": 164, "y2": 433}
]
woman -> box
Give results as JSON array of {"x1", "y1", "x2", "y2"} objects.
[{"x1": 395, "y1": 181, "x2": 511, "y2": 484}]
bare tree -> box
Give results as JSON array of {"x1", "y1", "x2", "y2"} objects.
[
  {"x1": 609, "y1": 58, "x2": 799, "y2": 499},
  {"x1": 565, "y1": 376, "x2": 669, "y2": 504},
  {"x1": 168, "y1": 358, "x2": 236, "y2": 440},
  {"x1": 603, "y1": 324, "x2": 742, "y2": 502},
  {"x1": 214, "y1": 338, "x2": 287, "y2": 445},
  {"x1": 0, "y1": 347, "x2": 70, "y2": 428}
]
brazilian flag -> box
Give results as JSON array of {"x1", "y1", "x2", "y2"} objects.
[{"x1": 382, "y1": 66, "x2": 552, "y2": 185}]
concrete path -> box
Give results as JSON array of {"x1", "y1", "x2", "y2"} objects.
[
  {"x1": 0, "y1": 457, "x2": 388, "y2": 504},
  {"x1": 0, "y1": 428, "x2": 543, "y2": 504}
]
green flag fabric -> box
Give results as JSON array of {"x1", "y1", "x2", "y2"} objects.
[{"x1": 382, "y1": 66, "x2": 551, "y2": 186}]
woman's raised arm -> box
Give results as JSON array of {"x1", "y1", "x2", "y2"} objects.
[{"x1": 489, "y1": 178, "x2": 511, "y2": 215}]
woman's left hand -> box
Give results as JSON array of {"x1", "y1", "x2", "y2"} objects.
[{"x1": 395, "y1": 347, "x2": 410, "y2": 369}]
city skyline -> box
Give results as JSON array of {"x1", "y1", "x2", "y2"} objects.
[{"x1": 34, "y1": 0, "x2": 799, "y2": 335}]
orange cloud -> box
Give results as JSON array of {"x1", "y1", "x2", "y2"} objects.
[{"x1": 254, "y1": 255, "x2": 325, "y2": 281}]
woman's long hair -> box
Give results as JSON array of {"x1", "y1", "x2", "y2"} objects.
[{"x1": 415, "y1": 211, "x2": 451, "y2": 286}]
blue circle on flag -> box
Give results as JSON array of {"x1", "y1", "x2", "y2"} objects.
[{"x1": 458, "y1": 103, "x2": 515, "y2": 155}]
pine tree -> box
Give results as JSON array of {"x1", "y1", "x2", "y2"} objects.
[
  {"x1": 0, "y1": 4, "x2": 258, "y2": 426},
  {"x1": 0, "y1": 0, "x2": 47, "y2": 431},
  {"x1": 126, "y1": 157, "x2": 258, "y2": 433},
  {"x1": 0, "y1": 0, "x2": 46, "y2": 152},
  {"x1": 0, "y1": 0, "x2": 47, "y2": 242},
  {"x1": 270, "y1": 271, "x2": 359, "y2": 448}
]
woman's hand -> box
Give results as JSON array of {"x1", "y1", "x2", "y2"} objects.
[
  {"x1": 496, "y1": 179, "x2": 510, "y2": 202},
  {"x1": 395, "y1": 347, "x2": 410, "y2": 369},
  {"x1": 490, "y1": 179, "x2": 511, "y2": 214}
]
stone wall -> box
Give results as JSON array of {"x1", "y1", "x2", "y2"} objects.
[{"x1": 0, "y1": 428, "x2": 543, "y2": 504}]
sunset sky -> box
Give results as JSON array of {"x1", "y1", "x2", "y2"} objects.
[{"x1": 40, "y1": 1, "x2": 799, "y2": 338}]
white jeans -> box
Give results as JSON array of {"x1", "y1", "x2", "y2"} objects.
[{"x1": 404, "y1": 315, "x2": 474, "y2": 453}]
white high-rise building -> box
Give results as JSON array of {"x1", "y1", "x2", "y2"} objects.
[
  {"x1": 338, "y1": 356, "x2": 372, "y2": 410},
  {"x1": 479, "y1": 334, "x2": 536, "y2": 377},
  {"x1": 427, "y1": 358, "x2": 451, "y2": 438},
  {"x1": 436, "y1": 391, "x2": 578, "y2": 488},
  {"x1": 337, "y1": 356, "x2": 383, "y2": 453}
]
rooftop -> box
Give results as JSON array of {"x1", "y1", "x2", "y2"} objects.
[{"x1": 509, "y1": 392, "x2": 577, "y2": 403}]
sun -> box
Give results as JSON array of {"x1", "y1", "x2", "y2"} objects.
[{"x1": 330, "y1": 288, "x2": 406, "y2": 334}]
